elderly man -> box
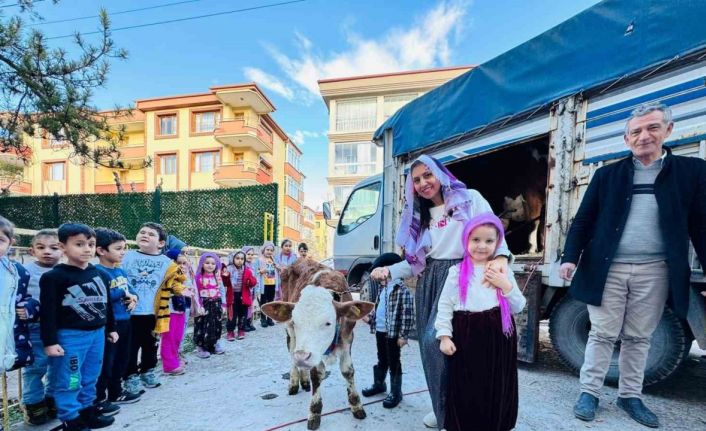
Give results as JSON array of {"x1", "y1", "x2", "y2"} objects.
[{"x1": 559, "y1": 102, "x2": 706, "y2": 428}]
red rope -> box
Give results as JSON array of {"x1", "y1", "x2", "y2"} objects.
[{"x1": 262, "y1": 388, "x2": 430, "y2": 431}]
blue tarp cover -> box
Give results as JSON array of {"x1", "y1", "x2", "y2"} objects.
[{"x1": 375, "y1": 0, "x2": 706, "y2": 157}]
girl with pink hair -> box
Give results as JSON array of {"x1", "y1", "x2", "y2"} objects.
[{"x1": 434, "y1": 213, "x2": 526, "y2": 431}]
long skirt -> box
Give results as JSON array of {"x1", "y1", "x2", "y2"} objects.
[
  {"x1": 445, "y1": 308, "x2": 518, "y2": 431},
  {"x1": 193, "y1": 298, "x2": 223, "y2": 352},
  {"x1": 416, "y1": 257, "x2": 461, "y2": 430}
]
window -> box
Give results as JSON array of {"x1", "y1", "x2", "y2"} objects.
[
  {"x1": 158, "y1": 114, "x2": 177, "y2": 136},
  {"x1": 334, "y1": 141, "x2": 378, "y2": 175},
  {"x1": 333, "y1": 185, "x2": 354, "y2": 211},
  {"x1": 335, "y1": 98, "x2": 377, "y2": 132},
  {"x1": 286, "y1": 145, "x2": 301, "y2": 171},
  {"x1": 286, "y1": 176, "x2": 301, "y2": 200},
  {"x1": 159, "y1": 154, "x2": 177, "y2": 175},
  {"x1": 193, "y1": 151, "x2": 220, "y2": 173},
  {"x1": 193, "y1": 111, "x2": 221, "y2": 133},
  {"x1": 46, "y1": 162, "x2": 65, "y2": 181},
  {"x1": 384, "y1": 93, "x2": 417, "y2": 119},
  {"x1": 285, "y1": 208, "x2": 301, "y2": 231},
  {"x1": 338, "y1": 181, "x2": 380, "y2": 234}
]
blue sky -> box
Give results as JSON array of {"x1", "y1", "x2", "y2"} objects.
[{"x1": 25, "y1": 0, "x2": 600, "y2": 208}]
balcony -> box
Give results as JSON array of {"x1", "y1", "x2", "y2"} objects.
[
  {"x1": 214, "y1": 119, "x2": 273, "y2": 153},
  {"x1": 212, "y1": 85, "x2": 274, "y2": 114},
  {"x1": 0, "y1": 176, "x2": 31, "y2": 195},
  {"x1": 213, "y1": 161, "x2": 272, "y2": 187}
]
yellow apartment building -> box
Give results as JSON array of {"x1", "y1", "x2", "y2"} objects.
[
  {"x1": 313, "y1": 211, "x2": 329, "y2": 260},
  {"x1": 317, "y1": 66, "x2": 472, "y2": 215},
  {"x1": 300, "y1": 205, "x2": 316, "y2": 255},
  {"x1": 7, "y1": 83, "x2": 305, "y2": 242}
]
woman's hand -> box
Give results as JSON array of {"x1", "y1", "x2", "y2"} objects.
[
  {"x1": 370, "y1": 267, "x2": 390, "y2": 282},
  {"x1": 486, "y1": 256, "x2": 508, "y2": 273},
  {"x1": 485, "y1": 267, "x2": 513, "y2": 295},
  {"x1": 439, "y1": 336, "x2": 456, "y2": 356}
]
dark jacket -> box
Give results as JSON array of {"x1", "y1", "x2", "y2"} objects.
[
  {"x1": 561, "y1": 147, "x2": 706, "y2": 318},
  {"x1": 11, "y1": 261, "x2": 39, "y2": 371}
]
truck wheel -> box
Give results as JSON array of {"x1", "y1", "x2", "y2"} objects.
[
  {"x1": 358, "y1": 270, "x2": 372, "y2": 302},
  {"x1": 548, "y1": 295, "x2": 689, "y2": 386}
]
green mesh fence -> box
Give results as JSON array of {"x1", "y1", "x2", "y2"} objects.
[{"x1": 0, "y1": 184, "x2": 278, "y2": 249}]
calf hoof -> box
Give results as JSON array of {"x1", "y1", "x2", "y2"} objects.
[
  {"x1": 307, "y1": 415, "x2": 321, "y2": 430},
  {"x1": 352, "y1": 408, "x2": 367, "y2": 420},
  {"x1": 288, "y1": 386, "x2": 299, "y2": 395},
  {"x1": 301, "y1": 381, "x2": 311, "y2": 392}
]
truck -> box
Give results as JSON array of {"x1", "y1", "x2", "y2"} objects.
[{"x1": 324, "y1": 0, "x2": 706, "y2": 386}]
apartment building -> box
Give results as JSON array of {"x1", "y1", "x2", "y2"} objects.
[
  {"x1": 317, "y1": 66, "x2": 472, "y2": 214},
  {"x1": 7, "y1": 83, "x2": 304, "y2": 241}
]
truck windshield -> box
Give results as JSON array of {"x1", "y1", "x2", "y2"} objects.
[{"x1": 338, "y1": 181, "x2": 380, "y2": 234}]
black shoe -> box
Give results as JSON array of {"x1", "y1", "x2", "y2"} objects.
[
  {"x1": 267, "y1": 318, "x2": 275, "y2": 326},
  {"x1": 95, "y1": 400, "x2": 120, "y2": 417},
  {"x1": 62, "y1": 416, "x2": 90, "y2": 431},
  {"x1": 23, "y1": 399, "x2": 50, "y2": 425},
  {"x1": 617, "y1": 397, "x2": 659, "y2": 428},
  {"x1": 110, "y1": 390, "x2": 141, "y2": 405},
  {"x1": 261, "y1": 320, "x2": 269, "y2": 328},
  {"x1": 244, "y1": 319, "x2": 256, "y2": 332},
  {"x1": 382, "y1": 372, "x2": 403, "y2": 408},
  {"x1": 79, "y1": 405, "x2": 115, "y2": 429},
  {"x1": 362, "y1": 365, "x2": 387, "y2": 397},
  {"x1": 573, "y1": 392, "x2": 599, "y2": 422},
  {"x1": 46, "y1": 396, "x2": 58, "y2": 419}
]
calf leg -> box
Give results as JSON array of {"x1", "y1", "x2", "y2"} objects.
[
  {"x1": 286, "y1": 325, "x2": 300, "y2": 395},
  {"x1": 300, "y1": 368, "x2": 311, "y2": 392},
  {"x1": 339, "y1": 345, "x2": 366, "y2": 419},
  {"x1": 529, "y1": 219, "x2": 540, "y2": 253},
  {"x1": 307, "y1": 363, "x2": 325, "y2": 430}
]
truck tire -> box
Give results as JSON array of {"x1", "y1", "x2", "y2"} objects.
[
  {"x1": 358, "y1": 270, "x2": 372, "y2": 301},
  {"x1": 549, "y1": 295, "x2": 690, "y2": 386}
]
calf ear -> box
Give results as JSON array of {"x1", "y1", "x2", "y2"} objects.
[
  {"x1": 261, "y1": 301, "x2": 295, "y2": 322},
  {"x1": 334, "y1": 300, "x2": 375, "y2": 321}
]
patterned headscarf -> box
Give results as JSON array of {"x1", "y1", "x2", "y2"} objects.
[
  {"x1": 242, "y1": 246, "x2": 256, "y2": 268},
  {"x1": 458, "y1": 213, "x2": 514, "y2": 337},
  {"x1": 227, "y1": 249, "x2": 246, "y2": 274},
  {"x1": 196, "y1": 252, "x2": 222, "y2": 276},
  {"x1": 261, "y1": 241, "x2": 275, "y2": 254},
  {"x1": 396, "y1": 154, "x2": 473, "y2": 275}
]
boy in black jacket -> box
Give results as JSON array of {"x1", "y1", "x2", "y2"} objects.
[{"x1": 40, "y1": 223, "x2": 118, "y2": 431}]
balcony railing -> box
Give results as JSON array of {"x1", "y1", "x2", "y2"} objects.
[
  {"x1": 213, "y1": 161, "x2": 272, "y2": 186},
  {"x1": 214, "y1": 119, "x2": 273, "y2": 153}
]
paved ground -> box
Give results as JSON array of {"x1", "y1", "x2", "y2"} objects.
[{"x1": 6, "y1": 322, "x2": 706, "y2": 431}]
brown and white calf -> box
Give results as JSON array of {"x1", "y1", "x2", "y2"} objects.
[{"x1": 262, "y1": 262, "x2": 373, "y2": 430}]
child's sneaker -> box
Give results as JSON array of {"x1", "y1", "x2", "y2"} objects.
[
  {"x1": 237, "y1": 329, "x2": 245, "y2": 340},
  {"x1": 140, "y1": 369, "x2": 161, "y2": 388},
  {"x1": 214, "y1": 343, "x2": 225, "y2": 355},
  {"x1": 165, "y1": 367, "x2": 186, "y2": 376},
  {"x1": 111, "y1": 390, "x2": 141, "y2": 405},
  {"x1": 62, "y1": 416, "x2": 90, "y2": 431},
  {"x1": 45, "y1": 396, "x2": 57, "y2": 419},
  {"x1": 95, "y1": 400, "x2": 120, "y2": 417},
  {"x1": 124, "y1": 374, "x2": 142, "y2": 396},
  {"x1": 22, "y1": 400, "x2": 49, "y2": 425},
  {"x1": 196, "y1": 347, "x2": 210, "y2": 359},
  {"x1": 226, "y1": 331, "x2": 235, "y2": 341},
  {"x1": 79, "y1": 405, "x2": 114, "y2": 429}
]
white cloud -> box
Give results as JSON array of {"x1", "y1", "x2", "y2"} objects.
[
  {"x1": 243, "y1": 67, "x2": 295, "y2": 101},
  {"x1": 290, "y1": 129, "x2": 322, "y2": 146},
  {"x1": 267, "y1": 1, "x2": 469, "y2": 98}
]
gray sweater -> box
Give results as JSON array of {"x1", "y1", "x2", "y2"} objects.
[{"x1": 613, "y1": 158, "x2": 666, "y2": 263}]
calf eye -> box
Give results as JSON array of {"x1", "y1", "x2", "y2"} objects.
[{"x1": 325, "y1": 322, "x2": 332, "y2": 326}]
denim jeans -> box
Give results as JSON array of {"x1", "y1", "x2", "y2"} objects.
[
  {"x1": 22, "y1": 323, "x2": 53, "y2": 405},
  {"x1": 48, "y1": 328, "x2": 105, "y2": 421}
]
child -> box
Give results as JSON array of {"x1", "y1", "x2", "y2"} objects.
[
  {"x1": 225, "y1": 250, "x2": 257, "y2": 341},
  {"x1": 361, "y1": 253, "x2": 414, "y2": 409},
  {"x1": 434, "y1": 213, "x2": 526, "y2": 431},
  {"x1": 241, "y1": 246, "x2": 258, "y2": 332},
  {"x1": 175, "y1": 253, "x2": 197, "y2": 362},
  {"x1": 121, "y1": 222, "x2": 173, "y2": 395},
  {"x1": 94, "y1": 228, "x2": 140, "y2": 414},
  {"x1": 275, "y1": 239, "x2": 297, "y2": 269},
  {"x1": 1, "y1": 216, "x2": 38, "y2": 376},
  {"x1": 21, "y1": 229, "x2": 62, "y2": 425},
  {"x1": 40, "y1": 223, "x2": 118, "y2": 430},
  {"x1": 297, "y1": 243, "x2": 309, "y2": 260},
  {"x1": 193, "y1": 252, "x2": 227, "y2": 358},
  {"x1": 153, "y1": 261, "x2": 187, "y2": 374},
  {"x1": 255, "y1": 242, "x2": 279, "y2": 327}
]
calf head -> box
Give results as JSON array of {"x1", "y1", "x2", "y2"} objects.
[
  {"x1": 503, "y1": 194, "x2": 527, "y2": 222},
  {"x1": 262, "y1": 285, "x2": 373, "y2": 369}
]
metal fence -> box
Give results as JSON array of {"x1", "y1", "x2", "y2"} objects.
[{"x1": 0, "y1": 184, "x2": 279, "y2": 249}]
